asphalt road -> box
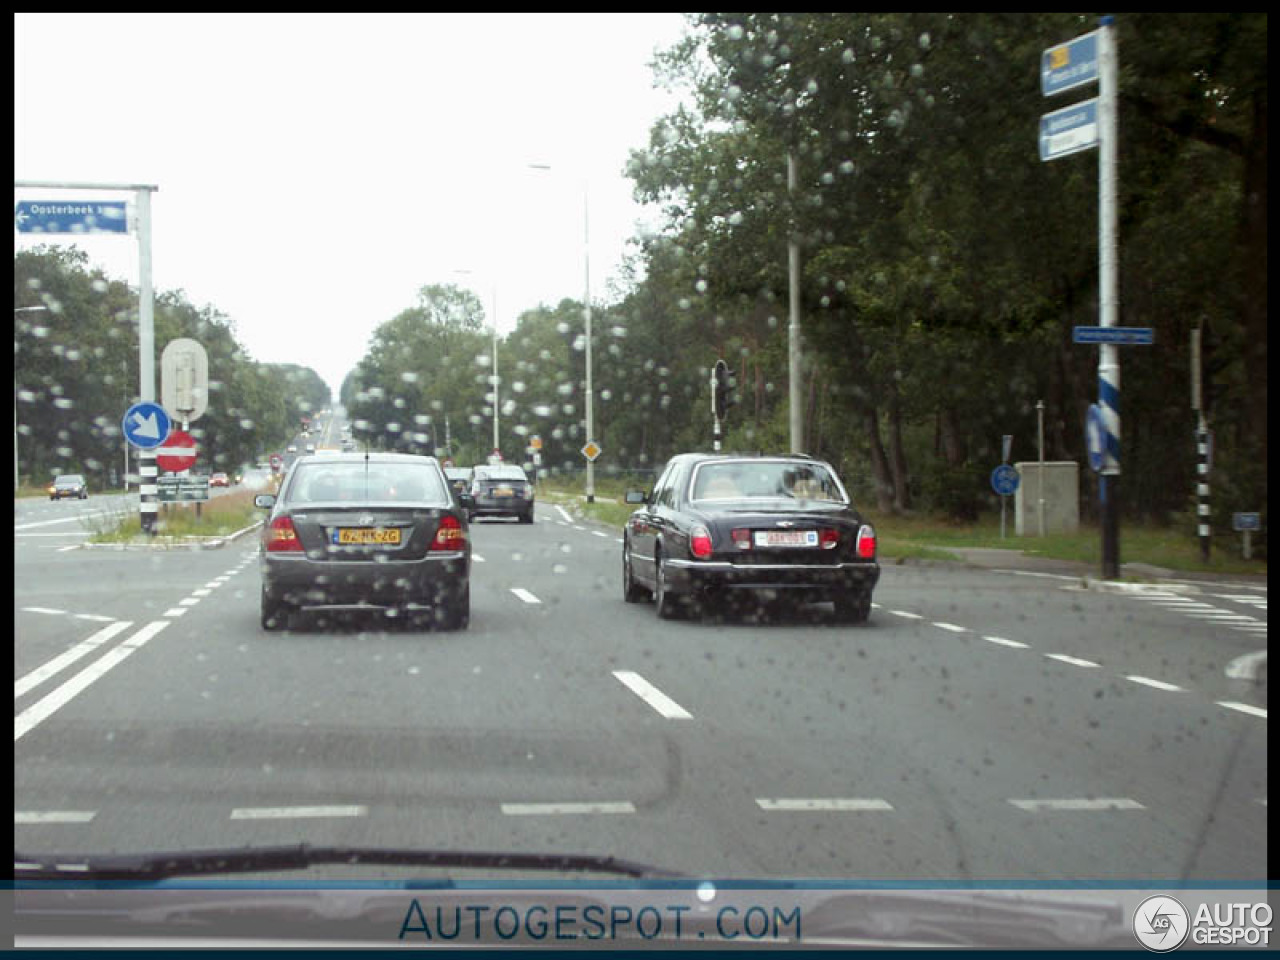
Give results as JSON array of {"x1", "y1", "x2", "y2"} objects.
[{"x1": 14, "y1": 500, "x2": 1268, "y2": 883}]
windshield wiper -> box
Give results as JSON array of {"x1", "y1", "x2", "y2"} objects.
[{"x1": 15, "y1": 844, "x2": 685, "y2": 883}]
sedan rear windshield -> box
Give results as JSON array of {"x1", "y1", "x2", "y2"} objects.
[
  {"x1": 690, "y1": 461, "x2": 845, "y2": 502},
  {"x1": 475, "y1": 467, "x2": 528, "y2": 482},
  {"x1": 54, "y1": 475, "x2": 84, "y2": 484},
  {"x1": 288, "y1": 462, "x2": 447, "y2": 504}
]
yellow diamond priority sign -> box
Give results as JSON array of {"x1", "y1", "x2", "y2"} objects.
[{"x1": 581, "y1": 441, "x2": 601, "y2": 462}]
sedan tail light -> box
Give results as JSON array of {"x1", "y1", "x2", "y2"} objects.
[
  {"x1": 690, "y1": 524, "x2": 713, "y2": 560},
  {"x1": 266, "y1": 515, "x2": 303, "y2": 553},
  {"x1": 730, "y1": 528, "x2": 752, "y2": 550},
  {"x1": 819, "y1": 528, "x2": 840, "y2": 550},
  {"x1": 855, "y1": 524, "x2": 876, "y2": 559},
  {"x1": 431, "y1": 515, "x2": 466, "y2": 551}
]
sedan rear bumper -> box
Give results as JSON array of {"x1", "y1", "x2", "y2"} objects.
[
  {"x1": 260, "y1": 551, "x2": 468, "y2": 610},
  {"x1": 664, "y1": 556, "x2": 880, "y2": 596}
]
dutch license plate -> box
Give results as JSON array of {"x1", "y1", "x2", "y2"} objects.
[
  {"x1": 493, "y1": 486, "x2": 513, "y2": 497},
  {"x1": 755, "y1": 529, "x2": 818, "y2": 548},
  {"x1": 334, "y1": 527, "x2": 401, "y2": 545}
]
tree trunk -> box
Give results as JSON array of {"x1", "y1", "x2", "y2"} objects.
[
  {"x1": 863, "y1": 405, "x2": 895, "y2": 515},
  {"x1": 887, "y1": 384, "x2": 911, "y2": 511}
]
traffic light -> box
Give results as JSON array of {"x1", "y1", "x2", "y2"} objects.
[{"x1": 712, "y1": 359, "x2": 737, "y2": 420}]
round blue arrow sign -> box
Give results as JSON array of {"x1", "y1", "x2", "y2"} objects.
[
  {"x1": 122, "y1": 402, "x2": 172, "y2": 450},
  {"x1": 991, "y1": 464, "x2": 1020, "y2": 497}
]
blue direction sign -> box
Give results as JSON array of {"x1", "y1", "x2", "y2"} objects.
[
  {"x1": 14, "y1": 200, "x2": 129, "y2": 235},
  {"x1": 1073, "y1": 326, "x2": 1154, "y2": 345},
  {"x1": 1039, "y1": 98, "x2": 1098, "y2": 162},
  {"x1": 1041, "y1": 30, "x2": 1099, "y2": 97},
  {"x1": 991, "y1": 464, "x2": 1020, "y2": 497},
  {"x1": 122, "y1": 402, "x2": 172, "y2": 450}
]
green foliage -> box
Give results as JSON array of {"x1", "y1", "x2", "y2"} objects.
[{"x1": 14, "y1": 246, "x2": 324, "y2": 486}]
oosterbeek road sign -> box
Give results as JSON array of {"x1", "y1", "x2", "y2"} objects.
[
  {"x1": 14, "y1": 200, "x2": 129, "y2": 235},
  {"x1": 1039, "y1": 98, "x2": 1098, "y2": 162},
  {"x1": 1073, "y1": 326, "x2": 1154, "y2": 345},
  {"x1": 1041, "y1": 30, "x2": 1099, "y2": 97}
]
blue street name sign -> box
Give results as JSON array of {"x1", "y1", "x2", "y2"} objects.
[
  {"x1": 1039, "y1": 98, "x2": 1099, "y2": 162},
  {"x1": 1232, "y1": 512, "x2": 1261, "y2": 532},
  {"x1": 1042, "y1": 30, "x2": 1100, "y2": 97},
  {"x1": 122, "y1": 402, "x2": 172, "y2": 450},
  {"x1": 1072, "y1": 326, "x2": 1154, "y2": 345},
  {"x1": 991, "y1": 464, "x2": 1020, "y2": 497},
  {"x1": 14, "y1": 200, "x2": 129, "y2": 235}
]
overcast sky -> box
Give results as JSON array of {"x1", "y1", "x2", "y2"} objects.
[{"x1": 14, "y1": 13, "x2": 691, "y2": 399}]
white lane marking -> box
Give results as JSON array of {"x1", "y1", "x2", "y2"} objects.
[
  {"x1": 163, "y1": 608, "x2": 189, "y2": 618},
  {"x1": 591, "y1": 530, "x2": 609, "y2": 538},
  {"x1": 756, "y1": 798, "x2": 893, "y2": 812},
  {"x1": 473, "y1": 554, "x2": 486, "y2": 563},
  {"x1": 230, "y1": 806, "x2": 367, "y2": 820},
  {"x1": 13, "y1": 516, "x2": 95, "y2": 531},
  {"x1": 501, "y1": 802, "x2": 635, "y2": 816},
  {"x1": 22, "y1": 607, "x2": 67, "y2": 617},
  {"x1": 1125, "y1": 676, "x2": 1184, "y2": 692},
  {"x1": 15, "y1": 810, "x2": 96, "y2": 824},
  {"x1": 613, "y1": 670, "x2": 692, "y2": 719},
  {"x1": 511, "y1": 588, "x2": 541, "y2": 604},
  {"x1": 56, "y1": 545, "x2": 79, "y2": 552},
  {"x1": 1044, "y1": 653, "x2": 1100, "y2": 668},
  {"x1": 984, "y1": 635, "x2": 1029, "y2": 649},
  {"x1": 889, "y1": 610, "x2": 923, "y2": 620},
  {"x1": 191, "y1": 589, "x2": 213, "y2": 597},
  {"x1": 1184, "y1": 612, "x2": 1259, "y2": 622},
  {"x1": 15, "y1": 620, "x2": 133, "y2": 699},
  {"x1": 932, "y1": 622, "x2": 967, "y2": 633},
  {"x1": 73, "y1": 614, "x2": 115, "y2": 623},
  {"x1": 14, "y1": 620, "x2": 169, "y2": 742},
  {"x1": 1216, "y1": 701, "x2": 1267, "y2": 719},
  {"x1": 178, "y1": 597, "x2": 201, "y2": 607},
  {"x1": 1009, "y1": 798, "x2": 1145, "y2": 812},
  {"x1": 555, "y1": 505, "x2": 574, "y2": 523}
]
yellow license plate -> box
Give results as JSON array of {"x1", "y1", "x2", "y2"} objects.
[
  {"x1": 336, "y1": 527, "x2": 401, "y2": 545},
  {"x1": 494, "y1": 486, "x2": 513, "y2": 497}
]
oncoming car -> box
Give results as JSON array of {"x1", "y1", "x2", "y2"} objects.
[
  {"x1": 48, "y1": 474, "x2": 88, "y2": 500},
  {"x1": 255, "y1": 453, "x2": 470, "y2": 631},
  {"x1": 622, "y1": 453, "x2": 880, "y2": 622},
  {"x1": 209, "y1": 472, "x2": 230, "y2": 488}
]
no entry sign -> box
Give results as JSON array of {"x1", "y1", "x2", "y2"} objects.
[{"x1": 157, "y1": 429, "x2": 198, "y2": 473}]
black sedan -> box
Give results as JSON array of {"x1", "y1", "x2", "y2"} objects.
[
  {"x1": 254, "y1": 453, "x2": 470, "y2": 631},
  {"x1": 622, "y1": 453, "x2": 880, "y2": 622},
  {"x1": 467, "y1": 464, "x2": 534, "y2": 523}
]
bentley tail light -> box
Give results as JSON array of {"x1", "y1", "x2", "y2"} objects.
[
  {"x1": 690, "y1": 525, "x2": 713, "y2": 559},
  {"x1": 856, "y1": 524, "x2": 876, "y2": 559}
]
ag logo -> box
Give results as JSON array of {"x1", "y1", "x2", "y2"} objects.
[{"x1": 1133, "y1": 895, "x2": 1190, "y2": 952}]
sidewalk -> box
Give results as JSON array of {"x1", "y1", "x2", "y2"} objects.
[{"x1": 926, "y1": 545, "x2": 1267, "y2": 589}]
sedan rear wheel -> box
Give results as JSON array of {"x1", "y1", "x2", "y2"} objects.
[
  {"x1": 260, "y1": 587, "x2": 291, "y2": 631},
  {"x1": 436, "y1": 584, "x2": 470, "y2": 631},
  {"x1": 622, "y1": 538, "x2": 650, "y2": 603},
  {"x1": 834, "y1": 589, "x2": 872, "y2": 624},
  {"x1": 654, "y1": 550, "x2": 683, "y2": 620}
]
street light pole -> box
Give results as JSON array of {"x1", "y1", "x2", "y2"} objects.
[
  {"x1": 528, "y1": 163, "x2": 593, "y2": 502},
  {"x1": 454, "y1": 270, "x2": 500, "y2": 460}
]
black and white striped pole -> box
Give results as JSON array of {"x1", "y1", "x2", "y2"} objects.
[
  {"x1": 712, "y1": 359, "x2": 728, "y2": 453},
  {"x1": 1191, "y1": 326, "x2": 1210, "y2": 562}
]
